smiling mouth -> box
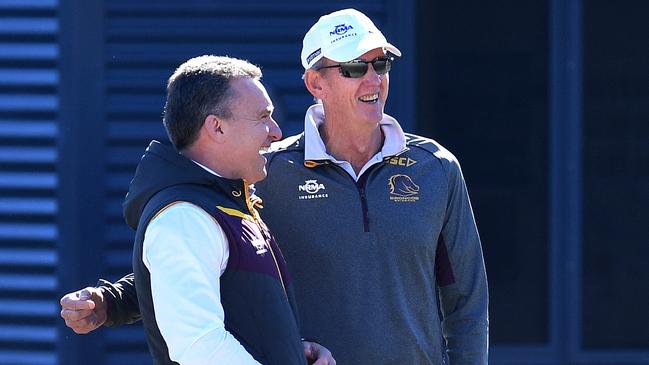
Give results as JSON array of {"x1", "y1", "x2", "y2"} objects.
[{"x1": 358, "y1": 93, "x2": 379, "y2": 103}]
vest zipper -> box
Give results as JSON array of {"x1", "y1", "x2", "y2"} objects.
[{"x1": 243, "y1": 180, "x2": 288, "y2": 298}]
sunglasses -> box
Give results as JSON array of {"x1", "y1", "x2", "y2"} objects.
[{"x1": 315, "y1": 56, "x2": 394, "y2": 78}]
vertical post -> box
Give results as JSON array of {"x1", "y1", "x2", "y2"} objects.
[
  {"x1": 57, "y1": 0, "x2": 106, "y2": 364},
  {"x1": 548, "y1": 0, "x2": 582, "y2": 363}
]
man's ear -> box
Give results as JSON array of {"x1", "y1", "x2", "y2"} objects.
[
  {"x1": 203, "y1": 114, "x2": 226, "y2": 142},
  {"x1": 304, "y1": 69, "x2": 325, "y2": 100}
]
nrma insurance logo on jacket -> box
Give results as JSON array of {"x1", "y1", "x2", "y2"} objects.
[{"x1": 298, "y1": 179, "x2": 329, "y2": 200}]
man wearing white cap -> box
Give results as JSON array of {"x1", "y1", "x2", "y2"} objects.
[{"x1": 60, "y1": 8, "x2": 488, "y2": 365}]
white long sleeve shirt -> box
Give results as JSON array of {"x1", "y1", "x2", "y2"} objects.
[{"x1": 142, "y1": 201, "x2": 262, "y2": 365}]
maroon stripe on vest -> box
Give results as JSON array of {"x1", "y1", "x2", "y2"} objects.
[{"x1": 217, "y1": 212, "x2": 291, "y2": 285}]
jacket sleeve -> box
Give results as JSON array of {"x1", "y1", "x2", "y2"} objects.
[
  {"x1": 98, "y1": 273, "x2": 142, "y2": 327},
  {"x1": 437, "y1": 156, "x2": 489, "y2": 365}
]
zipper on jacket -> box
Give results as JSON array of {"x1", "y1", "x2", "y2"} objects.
[
  {"x1": 243, "y1": 180, "x2": 288, "y2": 297},
  {"x1": 325, "y1": 163, "x2": 377, "y2": 233},
  {"x1": 355, "y1": 171, "x2": 372, "y2": 233}
]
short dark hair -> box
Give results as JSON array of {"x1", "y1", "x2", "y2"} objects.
[{"x1": 163, "y1": 55, "x2": 262, "y2": 150}]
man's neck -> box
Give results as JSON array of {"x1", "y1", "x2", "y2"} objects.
[
  {"x1": 320, "y1": 119, "x2": 384, "y2": 175},
  {"x1": 182, "y1": 146, "x2": 229, "y2": 179}
]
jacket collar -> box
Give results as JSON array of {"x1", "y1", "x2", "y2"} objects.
[{"x1": 303, "y1": 103, "x2": 407, "y2": 162}]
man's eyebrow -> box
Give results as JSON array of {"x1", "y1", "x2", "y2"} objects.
[{"x1": 260, "y1": 105, "x2": 274, "y2": 117}]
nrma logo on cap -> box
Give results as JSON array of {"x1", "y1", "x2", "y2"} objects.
[{"x1": 330, "y1": 23, "x2": 354, "y2": 36}]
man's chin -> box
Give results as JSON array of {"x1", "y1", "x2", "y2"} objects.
[{"x1": 247, "y1": 169, "x2": 267, "y2": 185}]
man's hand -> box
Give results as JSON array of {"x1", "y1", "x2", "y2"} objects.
[
  {"x1": 59, "y1": 287, "x2": 107, "y2": 334},
  {"x1": 303, "y1": 341, "x2": 336, "y2": 365}
]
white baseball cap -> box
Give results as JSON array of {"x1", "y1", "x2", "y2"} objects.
[{"x1": 301, "y1": 8, "x2": 402, "y2": 69}]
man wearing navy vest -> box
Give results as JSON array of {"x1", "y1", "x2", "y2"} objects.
[
  {"x1": 74, "y1": 55, "x2": 334, "y2": 365},
  {"x1": 61, "y1": 9, "x2": 488, "y2": 364}
]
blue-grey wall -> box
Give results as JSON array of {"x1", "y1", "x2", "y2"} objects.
[{"x1": 0, "y1": 0, "x2": 647, "y2": 364}]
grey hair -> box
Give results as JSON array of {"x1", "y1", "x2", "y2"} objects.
[
  {"x1": 163, "y1": 55, "x2": 262, "y2": 150},
  {"x1": 303, "y1": 57, "x2": 328, "y2": 104}
]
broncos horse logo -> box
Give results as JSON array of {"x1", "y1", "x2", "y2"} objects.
[{"x1": 388, "y1": 174, "x2": 420, "y2": 197}]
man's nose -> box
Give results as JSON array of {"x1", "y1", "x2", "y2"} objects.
[
  {"x1": 362, "y1": 64, "x2": 383, "y2": 84},
  {"x1": 268, "y1": 117, "x2": 282, "y2": 141}
]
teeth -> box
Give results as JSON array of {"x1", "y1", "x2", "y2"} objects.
[
  {"x1": 359, "y1": 93, "x2": 378, "y2": 102},
  {"x1": 259, "y1": 147, "x2": 269, "y2": 153}
]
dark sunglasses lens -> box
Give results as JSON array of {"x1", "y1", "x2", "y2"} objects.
[
  {"x1": 337, "y1": 57, "x2": 393, "y2": 78},
  {"x1": 340, "y1": 63, "x2": 368, "y2": 78},
  {"x1": 372, "y1": 58, "x2": 392, "y2": 74}
]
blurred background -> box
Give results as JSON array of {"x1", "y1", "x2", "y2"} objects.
[{"x1": 1, "y1": 0, "x2": 648, "y2": 364}]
